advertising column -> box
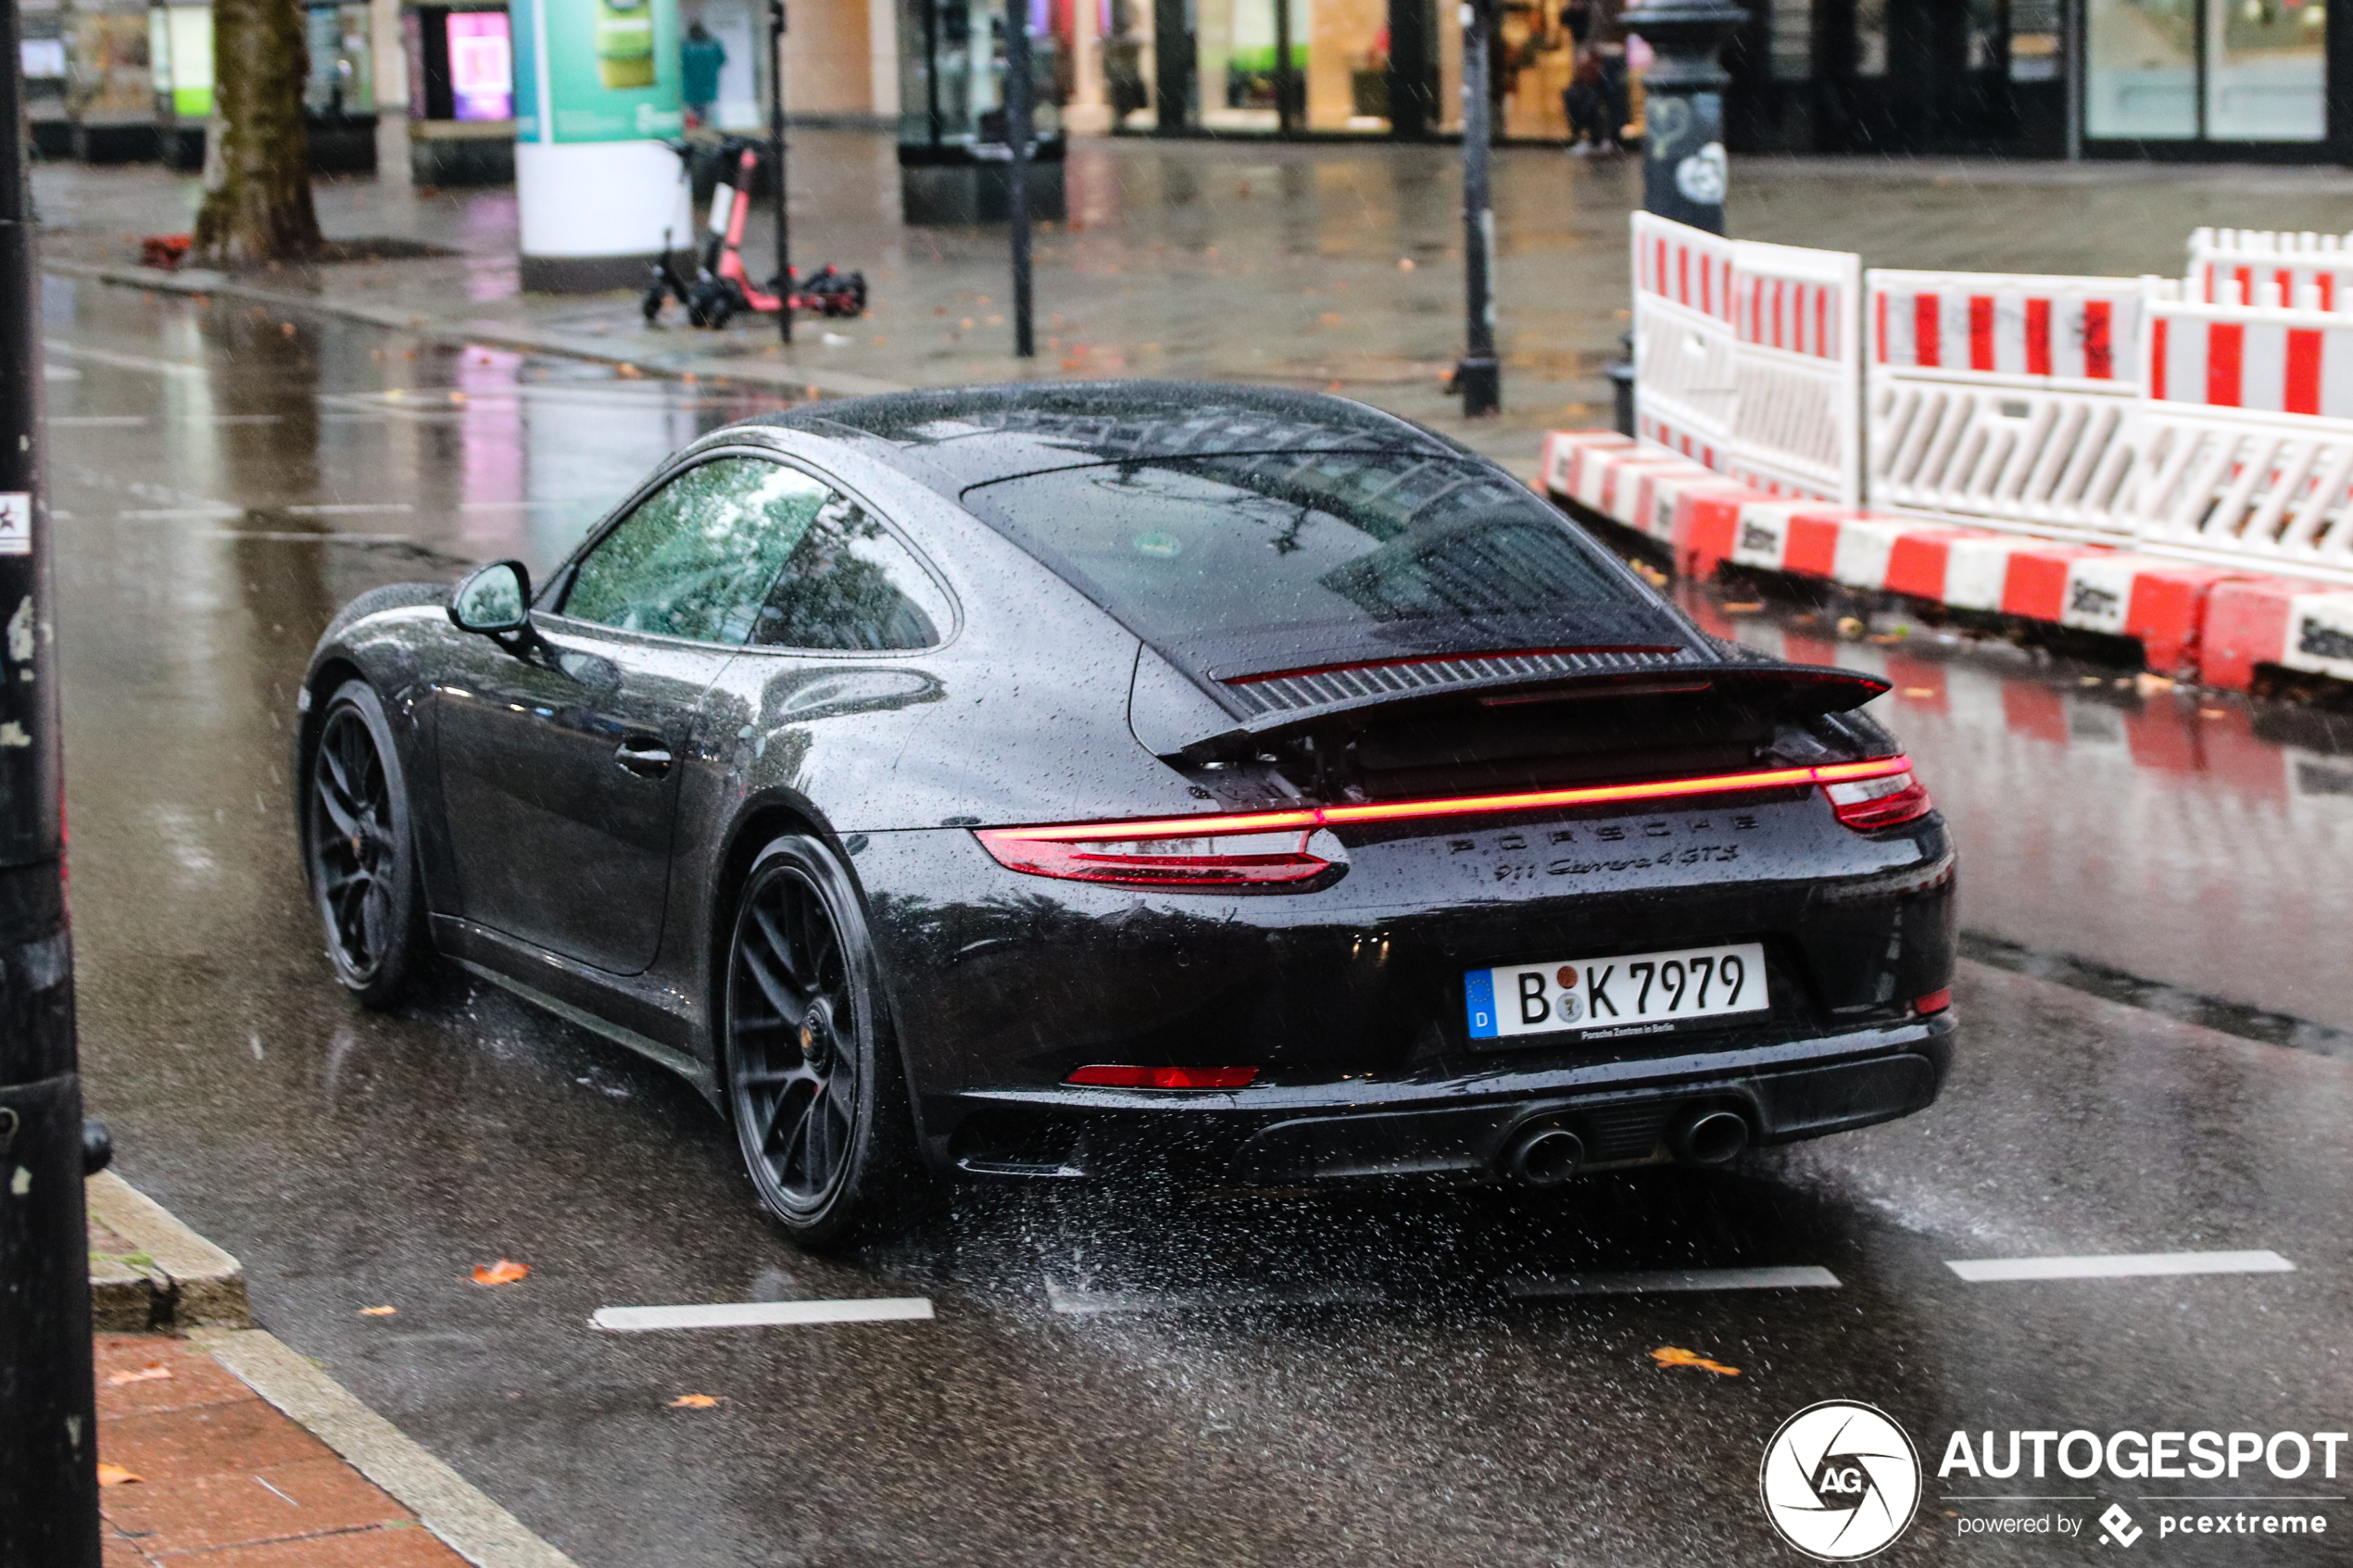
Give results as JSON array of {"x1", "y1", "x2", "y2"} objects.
[{"x1": 512, "y1": 0, "x2": 684, "y2": 291}]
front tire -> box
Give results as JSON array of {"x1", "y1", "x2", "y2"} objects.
[
  {"x1": 723, "y1": 834, "x2": 925, "y2": 1250},
  {"x1": 304, "y1": 680, "x2": 425, "y2": 1008}
]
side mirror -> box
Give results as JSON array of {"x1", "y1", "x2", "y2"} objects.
[{"x1": 449, "y1": 560, "x2": 532, "y2": 635}]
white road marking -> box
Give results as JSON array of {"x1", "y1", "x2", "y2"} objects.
[
  {"x1": 120, "y1": 507, "x2": 245, "y2": 521},
  {"x1": 590, "y1": 1298, "x2": 934, "y2": 1332},
  {"x1": 283, "y1": 503, "x2": 416, "y2": 516},
  {"x1": 1944, "y1": 1249, "x2": 2295, "y2": 1283},
  {"x1": 1506, "y1": 1266, "x2": 1842, "y2": 1298},
  {"x1": 1045, "y1": 1278, "x2": 1382, "y2": 1316},
  {"x1": 52, "y1": 415, "x2": 147, "y2": 428}
]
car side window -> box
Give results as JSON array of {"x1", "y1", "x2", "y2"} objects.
[
  {"x1": 560, "y1": 458, "x2": 838, "y2": 646},
  {"x1": 751, "y1": 490, "x2": 947, "y2": 651}
]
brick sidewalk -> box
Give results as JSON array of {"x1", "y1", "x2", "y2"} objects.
[{"x1": 95, "y1": 1334, "x2": 468, "y2": 1567}]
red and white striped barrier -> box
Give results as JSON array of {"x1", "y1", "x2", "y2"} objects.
[
  {"x1": 1872, "y1": 274, "x2": 2141, "y2": 386},
  {"x1": 2187, "y1": 228, "x2": 2353, "y2": 313},
  {"x1": 2146, "y1": 299, "x2": 2353, "y2": 417},
  {"x1": 1865, "y1": 270, "x2": 2148, "y2": 545},
  {"x1": 1545, "y1": 433, "x2": 2241, "y2": 679},
  {"x1": 2196, "y1": 575, "x2": 2353, "y2": 690},
  {"x1": 1631, "y1": 215, "x2": 1863, "y2": 508}
]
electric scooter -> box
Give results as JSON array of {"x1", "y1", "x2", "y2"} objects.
[{"x1": 642, "y1": 139, "x2": 866, "y2": 330}]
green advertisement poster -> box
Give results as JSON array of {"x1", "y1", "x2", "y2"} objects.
[{"x1": 511, "y1": 0, "x2": 683, "y2": 144}]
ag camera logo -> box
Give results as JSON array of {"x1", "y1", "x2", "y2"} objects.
[{"x1": 1760, "y1": 1401, "x2": 1922, "y2": 1560}]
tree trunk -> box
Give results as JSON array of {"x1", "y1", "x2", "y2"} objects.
[{"x1": 193, "y1": 0, "x2": 321, "y2": 265}]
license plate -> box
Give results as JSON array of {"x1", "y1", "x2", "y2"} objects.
[{"x1": 1465, "y1": 942, "x2": 1768, "y2": 1042}]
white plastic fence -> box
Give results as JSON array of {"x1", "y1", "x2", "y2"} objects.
[
  {"x1": 1615, "y1": 216, "x2": 2353, "y2": 585},
  {"x1": 1864, "y1": 270, "x2": 2149, "y2": 542},
  {"x1": 1629, "y1": 213, "x2": 1740, "y2": 470},
  {"x1": 1630, "y1": 214, "x2": 1862, "y2": 506},
  {"x1": 2122, "y1": 291, "x2": 2353, "y2": 574},
  {"x1": 2187, "y1": 227, "x2": 2353, "y2": 310}
]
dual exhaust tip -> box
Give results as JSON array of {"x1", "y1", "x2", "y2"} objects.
[{"x1": 1504, "y1": 1104, "x2": 1751, "y2": 1186}]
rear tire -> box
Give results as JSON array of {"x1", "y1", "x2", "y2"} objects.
[
  {"x1": 303, "y1": 681, "x2": 426, "y2": 1008},
  {"x1": 722, "y1": 834, "x2": 928, "y2": 1250}
]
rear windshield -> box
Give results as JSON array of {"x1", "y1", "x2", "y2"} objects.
[{"x1": 960, "y1": 451, "x2": 1679, "y2": 678}]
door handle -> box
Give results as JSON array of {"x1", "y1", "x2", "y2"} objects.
[{"x1": 614, "y1": 736, "x2": 673, "y2": 778}]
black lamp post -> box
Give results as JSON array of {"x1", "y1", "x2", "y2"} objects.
[
  {"x1": 1617, "y1": 0, "x2": 1747, "y2": 233},
  {"x1": 0, "y1": 0, "x2": 104, "y2": 1554},
  {"x1": 1451, "y1": 0, "x2": 1500, "y2": 417}
]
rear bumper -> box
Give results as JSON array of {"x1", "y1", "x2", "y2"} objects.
[{"x1": 934, "y1": 1011, "x2": 1954, "y2": 1183}]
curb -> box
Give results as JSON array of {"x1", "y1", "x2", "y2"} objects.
[
  {"x1": 193, "y1": 1327, "x2": 585, "y2": 1568},
  {"x1": 86, "y1": 1170, "x2": 250, "y2": 1332},
  {"x1": 41, "y1": 256, "x2": 912, "y2": 401}
]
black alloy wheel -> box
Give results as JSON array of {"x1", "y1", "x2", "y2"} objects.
[
  {"x1": 724, "y1": 834, "x2": 922, "y2": 1249},
  {"x1": 305, "y1": 680, "x2": 423, "y2": 1007}
]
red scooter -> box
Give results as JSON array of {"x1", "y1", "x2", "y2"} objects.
[{"x1": 643, "y1": 139, "x2": 866, "y2": 330}]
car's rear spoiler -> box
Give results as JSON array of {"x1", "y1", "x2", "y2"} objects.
[{"x1": 1131, "y1": 652, "x2": 1893, "y2": 760}]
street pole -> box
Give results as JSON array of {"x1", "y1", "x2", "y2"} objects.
[
  {"x1": 1005, "y1": 0, "x2": 1036, "y2": 358},
  {"x1": 1452, "y1": 0, "x2": 1500, "y2": 417},
  {"x1": 1616, "y1": 0, "x2": 1746, "y2": 234},
  {"x1": 0, "y1": 0, "x2": 102, "y2": 1553},
  {"x1": 769, "y1": 0, "x2": 792, "y2": 345}
]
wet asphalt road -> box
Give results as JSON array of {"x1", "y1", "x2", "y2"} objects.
[{"x1": 46, "y1": 279, "x2": 2353, "y2": 1566}]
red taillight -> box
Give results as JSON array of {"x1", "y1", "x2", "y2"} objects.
[
  {"x1": 975, "y1": 758, "x2": 1919, "y2": 885},
  {"x1": 1913, "y1": 988, "x2": 1952, "y2": 1016},
  {"x1": 1066, "y1": 1065, "x2": 1259, "y2": 1089},
  {"x1": 1824, "y1": 768, "x2": 1932, "y2": 831},
  {"x1": 975, "y1": 828, "x2": 1333, "y2": 887}
]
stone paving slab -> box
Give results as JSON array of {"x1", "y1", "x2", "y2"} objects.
[{"x1": 94, "y1": 1334, "x2": 469, "y2": 1567}]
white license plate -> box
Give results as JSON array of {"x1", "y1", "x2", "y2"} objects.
[{"x1": 1466, "y1": 942, "x2": 1768, "y2": 1042}]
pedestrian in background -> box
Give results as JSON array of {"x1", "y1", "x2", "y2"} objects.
[{"x1": 683, "y1": 20, "x2": 726, "y2": 129}]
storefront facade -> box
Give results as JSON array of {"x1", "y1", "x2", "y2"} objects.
[{"x1": 1727, "y1": 0, "x2": 2353, "y2": 160}]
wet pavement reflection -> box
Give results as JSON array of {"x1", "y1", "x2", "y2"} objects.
[{"x1": 49, "y1": 279, "x2": 2353, "y2": 1565}]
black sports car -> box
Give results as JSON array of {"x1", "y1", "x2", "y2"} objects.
[{"x1": 296, "y1": 383, "x2": 1957, "y2": 1246}]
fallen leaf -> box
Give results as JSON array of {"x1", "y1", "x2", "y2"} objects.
[
  {"x1": 1398, "y1": 257, "x2": 1416, "y2": 270},
  {"x1": 359, "y1": 1305, "x2": 398, "y2": 1317},
  {"x1": 107, "y1": 1362, "x2": 172, "y2": 1386},
  {"x1": 471, "y1": 1260, "x2": 530, "y2": 1286},
  {"x1": 96, "y1": 1463, "x2": 143, "y2": 1486},
  {"x1": 1836, "y1": 616, "x2": 1866, "y2": 640},
  {"x1": 1651, "y1": 1345, "x2": 1742, "y2": 1376},
  {"x1": 668, "y1": 1394, "x2": 724, "y2": 1409},
  {"x1": 1718, "y1": 602, "x2": 1765, "y2": 613}
]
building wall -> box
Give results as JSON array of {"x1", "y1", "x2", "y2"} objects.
[{"x1": 785, "y1": 0, "x2": 877, "y2": 115}]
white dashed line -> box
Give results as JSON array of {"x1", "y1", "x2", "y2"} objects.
[
  {"x1": 1944, "y1": 1250, "x2": 2295, "y2": 1283},
  {"x1": 1507, "y1": 1266, "x2": 1842, "y2": 1298},
  {"x1": 283, "y1": 502, "x2": 416, "y2": 517},
  {"x1": 590, "y1": 1298, "x2": 934, "y2": 1331}
]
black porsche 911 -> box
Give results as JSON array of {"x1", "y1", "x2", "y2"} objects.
[{"x1": 296, "y1": 382, "x2": 1956, "y2": 1246}]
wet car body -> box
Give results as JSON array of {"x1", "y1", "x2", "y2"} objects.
[{"x1": 297, "y1": 383, "x2": 1956, "y2": 1193}]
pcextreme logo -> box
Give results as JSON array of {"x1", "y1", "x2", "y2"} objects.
[{"x1": 1760, "y1": 1401, "x2": 1924, "y2": 1561}]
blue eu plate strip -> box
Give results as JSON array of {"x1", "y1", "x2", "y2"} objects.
[{"x1": 1464, "y1": 968, "x2": 1498, "y2": 1039}]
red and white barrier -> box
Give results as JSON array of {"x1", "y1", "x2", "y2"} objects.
[
  {"x1": 1631, "y1": 215, "x2": 1864, "y2": 508},
  {"x1": 2186, "y1": 228, "x2": 2353, "y2": 312},
  {"x1": 2196, "y1": 575, "x2": 2353, "y2": 690},
  {"x1": 1865, "y1": 270, "x2": 2148, "y2": 544}
]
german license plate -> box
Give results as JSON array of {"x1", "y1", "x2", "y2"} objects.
[{"x1": 1465, "y1": 942, "x2": 1768, "y2": 1042}]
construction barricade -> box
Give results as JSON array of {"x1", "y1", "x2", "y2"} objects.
[
  {"x1": 1865, "y1": 270, "x2": 2147, "y2": 544},
  {"x1": 1629, "y1": 215, "x2": 1863, "y2": 506}
]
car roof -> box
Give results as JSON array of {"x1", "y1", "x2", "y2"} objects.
[{"x1": 734, "y1": 381, "x2": 1470, "y2": 497}]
